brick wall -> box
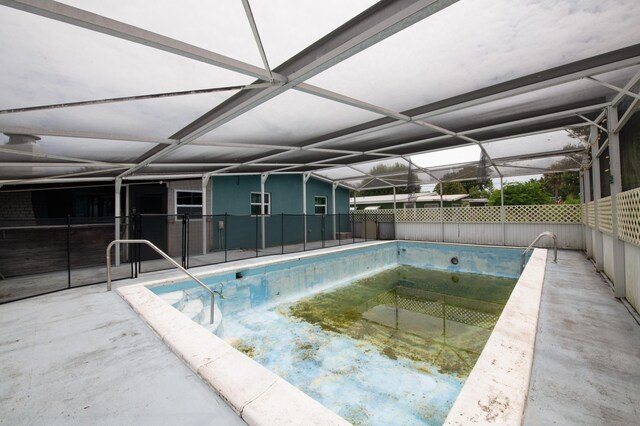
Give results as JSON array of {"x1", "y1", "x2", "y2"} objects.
[{"x1": 0, "y1": 192, "x2": 35, "y2": 220}]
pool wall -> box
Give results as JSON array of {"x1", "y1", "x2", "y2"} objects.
[
  {"x1": 398, "y1": 241, "x2": 524, "y2": 279},
  {"x1": 150, "y1": 241, "x2": 527, "y2": 320}
]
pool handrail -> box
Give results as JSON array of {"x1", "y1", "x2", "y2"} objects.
[
  {"x1": 521, "y1": 231, "x2": 557, "y2": 271},
  {"x1": 106, "y1": 239, "x2": 221, "y2": 324}
]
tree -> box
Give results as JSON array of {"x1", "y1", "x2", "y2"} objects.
[
  {"x1": 355, "y1": 162, "x2": 419, "y2": 196},
  {"x1": 434, "y1": 181, "x2": 467, "y2": 195},
  {"x1": 488, "y1": 180, "x2": 552, "y2": 206},
  {"x1": 540, "y1": 171, "x2": 581, "y2": 203},
  {"x1": 466, "y1": 180, "x2": 494, "y2": 199}
]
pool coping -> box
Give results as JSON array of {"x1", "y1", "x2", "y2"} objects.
[
  {"x1": 444, "y1": 247, "x2": 547, "y2": 425},
  {"x1": 117, "y1": 283, "x2": 350, "y2": 425},
  {"x1": 117, "y1": 241, "x2": 546, "y2": 425}
]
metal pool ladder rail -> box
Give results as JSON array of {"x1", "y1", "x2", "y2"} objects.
[
  {"x1": 106, "y1": 239, "x2": 222, "y2": 324},
  {"x1": 521, "y1": 231, "x2": 557, "y2": 271}
]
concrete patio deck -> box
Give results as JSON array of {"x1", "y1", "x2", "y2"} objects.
[
  {"x1": 524, "y1": 250, "x2": 640, "y2": 425},
  {"x1": 0, "y1": 283, "x2": 244, "y2": 425}
]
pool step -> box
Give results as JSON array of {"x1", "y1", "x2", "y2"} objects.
[
  {"x1": 160, "y1": 290, "x2": 186, "y2": 310},
  {"x1": 157, "y1": 288, "x2": 222, "y2": 332},
  {"x1": 182, "y1": 298, "x2": 204, "y2": 323}
]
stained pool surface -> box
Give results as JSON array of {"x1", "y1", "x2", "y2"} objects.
[{"x1": 219, "y1": 266, "x2": 517, "y2": 425}]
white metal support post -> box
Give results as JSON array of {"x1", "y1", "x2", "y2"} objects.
[
  {"x1": 607, "y1": 106, "x2": 626, "y2": 298},
  {"x1": 500, "y1": 177, "x2": 505, "y2": 246},
  {"x1": 124, "y1": 183, "x2": 130, "y2": 261},
  {"x1": 114, "y1": 177, "x2": 122, "y2": 266},
  {"x1": 261, "y1": 173, "x2": 268, "y2": 250},
  {"x1": 201, "y1": 174, "x2": 210, "y2": 255},
  {"x1": 302, "y1": 173, "x2": 311, "y2": 245},
  {"x1": 590, "y1": 124, "x2": 604, "y2": 271},
  {"x1": 392, "y1": 186, "x2": 397, "y2": 210},
  {"x1": 582, "y1": 169, "x2": 593, "y2": 258},
  {"x1": 332, "y1": 182, "x2": 337, "y2": 241},
  {"x1": 393, "y1": 186, "x2": 397, "y2": 239},
  {"x1": 440, "y1": 184, "x2": 445, "y2": 242}
]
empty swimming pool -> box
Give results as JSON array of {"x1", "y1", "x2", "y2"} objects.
[{"x1": 148, "y1": 241, "x2": 528, "y2": 425}]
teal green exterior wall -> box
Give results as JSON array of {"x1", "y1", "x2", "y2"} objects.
[
  {"x1": 211, "y1": 175, "x2": 349, "y2": 248},
  {"x1": 211, "y1": 175, "x2": 304, "y2": 215},
  {"x1": 212, "y1": 175, "x2": 259, "y2": 215}
]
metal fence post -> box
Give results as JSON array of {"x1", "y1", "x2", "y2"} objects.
[
  {"x1": 185, "y1": 214, "x2": 190, "y2": 269},
  {"x1": 338, "y1": 213, "x2": 342, "y2": 245},
  {"x1": 224, "y1": 213, "x2": 228, "y2": 263},
  {"x1": 181, "y1": 214, "x2": 187, "y2": 268},
  {"x1": 66, "y1": 215, "x2": 71, "y2": 288},
  {"x1": 303, "y1": 214, "x2": 306, "y2": 252},
  {"x1": 364, "y1": 211, "x2": 367, "y2": 241},
  {"x1": 393, "y1": 211, "x2": 397, "y2": 240},
  {"x1": 255, "y1": 215, "x2": 259, "y2": 257},
  {"x1": 281, "y1": 213, "x2": 284, "y2": 254},
  {"x1": 352, "y1": 212, "x2": 355, "y2": 245},
  {"x1": 322, "y1": 215, "x2": 325, "y2": 248},
  {"x1": 129, "y1": 216, "x2": 134, "y2": 278},
  {"x1": 137, "y1": 214, "x2": 142, "y2": 276}
]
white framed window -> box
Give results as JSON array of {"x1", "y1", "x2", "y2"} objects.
[
  {"x1": 175, "y1": 190, "x2": 202, "y2": 216},
  {"x1": 250, "y1": 192, "x2": 270, "y2": 215},
  {"x1": 404, "y1": 202, "x2": 416, "y2": 209},
  {"x1": 314, "y1": 196, "x2": 327, "y2": 215}
]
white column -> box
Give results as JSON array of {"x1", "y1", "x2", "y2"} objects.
[
  {"x1": 582, "y1": 170, "x2": 593, "y2": 258},
  {"x1": 124, "y1": 183, "x2": 130, "y2": 261},
  {"x1": 500, "y1": 177, "x2": 505, "y2": 246},
  {"x1": 590, "y1": 124, "x2": 604, "y2": 271},
  {"x1": 393, "y1": 186, "x2": 397, "y2": 210},
  {"x1": 201, "y1": 174, "x2": 210, "y2": 255},
  {"x1": 440, "y1": 182, "x2": 444, "y2": 242},
  {"x1": 607, "y1": 106, "x2": 626, "y2": 298},
  {"x1": 332, "y1": 182, "x2": 337, "y2": 240},
  {"x1": 261, "y1": 173, "x2": 268, "y2": 249},
  {"x1": 114, "y1": 177, "x2": 122, "y2": 266}
]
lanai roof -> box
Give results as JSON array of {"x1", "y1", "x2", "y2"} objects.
[{"x1": 1, "y1": 0, "x2": 639, "y2": 189}]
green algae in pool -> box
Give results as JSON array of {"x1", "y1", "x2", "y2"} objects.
[
  {"x1": 223, "y1": 265, "x2": 518, "y2": 425},
  {"x1": 288, "y1": 265, "x2": 517, "y2": 377}
]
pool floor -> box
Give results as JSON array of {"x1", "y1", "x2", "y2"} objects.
[{"x1": 219, "y1": 266, "x2": 517, "y2": 425}]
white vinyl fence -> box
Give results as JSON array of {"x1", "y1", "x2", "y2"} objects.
[{"x1": 359, "y1": 204, "x2": 584, "y2": 249}]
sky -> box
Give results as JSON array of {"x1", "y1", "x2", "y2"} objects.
[{"x1": 0, "y1": 0, "x2": 638, "y2": 180}]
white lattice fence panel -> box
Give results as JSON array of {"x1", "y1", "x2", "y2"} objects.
[
  {"x1": 395, "y1": 208, "x2": 441, "y2": 223},
  {"x1": 442, "y1": 206, "x2": 501, "y2": 222},
  {"x1": 587, "y1": 201, "x2": 595, "y2": 227},
  {"x1": 505, "y1": 204, "x2": 582, "y2": 223},
  {"x1": 597, "y1": 197, "x2": 613, "y2": 234},
  {"x1": 617, "y1": 188, "x2": 640, "y2": 246}
]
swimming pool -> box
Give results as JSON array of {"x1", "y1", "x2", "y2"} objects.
[{"x1": 146, "y1": 241, "x2": 530, "y2": 424}]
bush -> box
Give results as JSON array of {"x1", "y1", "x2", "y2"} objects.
[{"x1": 488, "y1": 181, "x2": 552, "y2": 206}]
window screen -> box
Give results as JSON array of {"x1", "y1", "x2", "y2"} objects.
[
  {"x1": 250, "y1": 192, "x2": 270, "y2": 215},
  {"x1": 314, "y1": 196, "x2": 327, "y2": 214},
  {"x1": 176, "y1": 191, "x2": 202, "y2": 216}
]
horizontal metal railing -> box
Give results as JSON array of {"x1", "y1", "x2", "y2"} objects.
[{"x1": 106, "y1": 239, "x2": 221, "y2": 324}]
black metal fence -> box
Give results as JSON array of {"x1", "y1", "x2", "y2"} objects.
[{"x1": 0, "y1": 212, "x2": 395, "y2": 304}]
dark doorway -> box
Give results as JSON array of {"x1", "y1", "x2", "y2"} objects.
[{"x1": 129, "y1": 184, "x2": 167, "y2": 260}]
